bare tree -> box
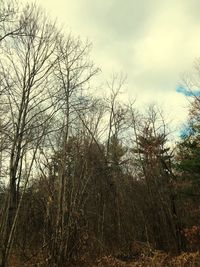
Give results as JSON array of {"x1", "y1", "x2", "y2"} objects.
[
  {"x1": 0, "y1": 4, "x2": 60, "y2": 266},
  {"x1": 37, "y1": 35, "x2": 100, "y2": 265},
  {"x1": 0, "y1": 0, "x2": 25, "y2": 43}
]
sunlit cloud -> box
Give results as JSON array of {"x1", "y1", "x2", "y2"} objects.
[{"x1": 21, "y1": 0, "x2": 200, "y2": 129}]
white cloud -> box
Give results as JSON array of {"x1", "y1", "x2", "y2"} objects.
[{"x1": 21, "y1": 0, "x2": 200, "y2": 130}]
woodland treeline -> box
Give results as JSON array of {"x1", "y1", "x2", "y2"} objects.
[{"x1": 0, "y1": 1, "x2": 200, "y2": 266}]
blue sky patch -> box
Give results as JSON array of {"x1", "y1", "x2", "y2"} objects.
[{"x1": 176, "y1": 86, "x2": 200, "y2": 97}]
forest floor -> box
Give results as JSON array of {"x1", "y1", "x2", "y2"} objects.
[
  {"x1": 8, "y1": 251, "x2": 200, "y2": 267},
  {"x1": 90, "y1": 252, "x2": 200, "y2": 267}
]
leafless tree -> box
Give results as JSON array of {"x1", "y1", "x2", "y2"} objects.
[
  {"x1": 0, "y1": 0, "x2": 25, "y2": 43},
  {"x1": 0, "y1": 4, "x2": 60, "y2": 266},
  {"x1": 36, "y1": 34, "x2": 100, "y2": 265}
]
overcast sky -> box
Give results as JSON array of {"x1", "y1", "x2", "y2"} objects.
[{"x1": 23, "y1": 0, "x2": 200, "y2": 131}]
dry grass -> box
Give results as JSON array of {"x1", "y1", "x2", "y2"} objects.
[
  {"x1": 8, "y1": 251, "x2": 200, "y2": 266},
  {"x1": 91, "y1": 251, "x2": 200, "y2": 267}
]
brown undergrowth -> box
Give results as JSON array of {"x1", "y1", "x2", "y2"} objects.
[
  {"x1": 92, "y1": 251, "x2": 200, "y2": 267},
  {"x1": 8, "y1": 251, "x2": 200, "y2": 266}
]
